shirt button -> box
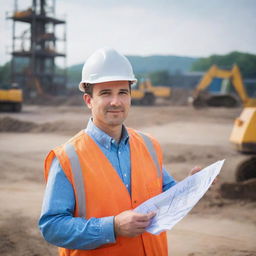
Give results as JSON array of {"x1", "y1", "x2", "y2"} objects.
[
  {"x1": 106, "y1": 239, "x2": 110, "y2": 243},
  {"x1": 124, "y1": 174, "x2": 127, "y2": 177},
  {"x1": 126, "y1": 184, "x2": 128, "y2": 187},
  {"x1": 118, "y1": 151, "x2": 121, "y2": 154}
]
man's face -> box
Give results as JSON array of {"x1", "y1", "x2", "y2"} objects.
[{"x1": 83, "y1": 81, "x2": 131, "y2": 129}]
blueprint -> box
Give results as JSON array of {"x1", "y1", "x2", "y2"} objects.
[{"x1": 134, "y1": 159, "x2": 225, "y2": 235}]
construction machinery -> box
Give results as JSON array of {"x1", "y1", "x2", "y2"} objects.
[
  {"x1": 191, "y1": 65, "x2": 256, "y2": 108},
  {"x1": 131, "y1": 79, "x2": 171, "y2": 105},
  {"x1": 230, "y1": 107, "x2": 256, "y2": 182},
  {"x1": 7, "y1": 0, "x2": 67, "y2": 98},
  {"x1": 0, "y1": 83, "x2": 23, "y2": 112}
]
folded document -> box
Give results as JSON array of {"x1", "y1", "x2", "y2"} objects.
[{"x1": 135, "y1": 159, "x2": 225, "y2": 235}]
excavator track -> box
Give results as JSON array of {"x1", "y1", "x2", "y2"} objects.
[
  {"x1": 192, "y1": 94, "x2": 239, "y2": 108},
  {"x1": 236, "y1": 156, "x2": 256, "y2": 182},
  {"x1": 206, "y1": 95, "x2": 238, "y2": 107}
]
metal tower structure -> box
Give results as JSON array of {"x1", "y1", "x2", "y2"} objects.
[{"x1": 8, "y1": 0, "x2": 67, "y2": 97}]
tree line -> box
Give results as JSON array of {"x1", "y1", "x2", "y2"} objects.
[{"x1": 1, "y1": 51, "x2": 255, "y2": 86}]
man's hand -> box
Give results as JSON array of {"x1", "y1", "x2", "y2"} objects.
[
  {"x1": 189, "y1": 166, "x2": 202, "y2": 176},
  {"x1": 114, "y1": 210, "x2": 156, "y2": 237},
  {"x1": 189, "y1": 165, "x2": 218, "y2": 185}
]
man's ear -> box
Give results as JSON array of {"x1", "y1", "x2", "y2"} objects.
[{"x1": 83, "y1": 94, "x2": 92, "y2": 109}]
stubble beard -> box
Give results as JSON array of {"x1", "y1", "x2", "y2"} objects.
[
  {"x1": 104, "y1": 106, "x2": 128, "y2": 126},
  {"x1": 105, "y1": 112, "x2": 127, "y2": 127}
]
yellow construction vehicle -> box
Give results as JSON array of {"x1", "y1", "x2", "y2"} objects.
[
  {"x1": 131, "y1": 79, "x2": 171, "y2": 105},
  {"x1": 192, "y1": 64, "x2": 256, "y2": 108},
  {"x1": 0, "y1": 83, "x2": 23, "y2": 112},
  {"x1": 230, "y1": 107, "x2": 256, "y2": 182}
]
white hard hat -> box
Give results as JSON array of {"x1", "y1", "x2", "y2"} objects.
[{"x1": 79, "y1": 47, "x2": 137, "y2": 92}]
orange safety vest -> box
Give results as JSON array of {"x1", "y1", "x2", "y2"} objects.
[{"x1": 45, "y1": 128, "x2": 168, "y2": 256}]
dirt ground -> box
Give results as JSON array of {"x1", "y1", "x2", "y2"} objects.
[{"x1": 0, "y1": 102, "x2": 255, "y2": 256}]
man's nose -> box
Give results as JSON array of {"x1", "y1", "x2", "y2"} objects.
[{"x1": 110, "y1": 95, "x2": 121, "y2": 106}]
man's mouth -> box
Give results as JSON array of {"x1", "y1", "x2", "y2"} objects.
[{"x1": 106, "y1": 108, "x2": 124, "y2": 113}]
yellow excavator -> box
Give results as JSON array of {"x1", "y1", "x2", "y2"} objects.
[
  {"x1": 230, "y1": 107, "x2": 256, "y2": 182},
  {"x1": 221, "y1": 107, "x2": 256, "y2": 200},
  {"x1": 0, "y1": 83, "x2": 23, "y2": 112},
  {"x1": 192, "y1": 64, "x2": 256, "y2": 108},
  {"x1": 131, "y1": 79, "x2": 171, "y2": 105}
]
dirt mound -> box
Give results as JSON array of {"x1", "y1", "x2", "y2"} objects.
[
  {"x1": 0, "y1": 117, "x2": 69, "y2": 133},
  {"x1": 0, "y1": 117, "x2": 37, "y2": 132},
  {"x1": 0, "y1": 215, "x2": 56, "y2": 256},
  {"x1": 25, "y1": 93, "x2": 84, "y2": 106},
  {"x1": 220, "y1": 178, "x2": 256, "y2": 200}
]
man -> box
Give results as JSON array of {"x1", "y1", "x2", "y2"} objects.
[{"x1": 39, "y1": 47, "x2": 200, "y2": 256}]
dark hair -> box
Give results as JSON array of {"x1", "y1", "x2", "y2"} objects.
[
  {"x1": 82, "y1": 83, "x2": 94, "y2": 96},
  {"x1": 82, "y1": 82, "x2": 132, "y2": 97}
]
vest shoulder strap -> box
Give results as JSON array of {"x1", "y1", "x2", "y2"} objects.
[
  {"x1": 128, "y1": 129, "x2": 162, "y2": 178},
  {"x1": 65, "y1": 143, "x2": 86, "y2": 217}
]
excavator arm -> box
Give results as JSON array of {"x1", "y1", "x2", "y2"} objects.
[
  {"x1": 195, "y1": 65, "x2": 232, "y2": 93},
  {"x1": 193, "y1": 64, "x2": 256, "y2": 107},
  {"x1": 231, "y1": 65, "x2": 256, "y2": 107}
]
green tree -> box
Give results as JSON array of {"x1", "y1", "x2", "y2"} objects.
[{"x1": 191, "y1": 51, "x2": 256, "y2": 78}]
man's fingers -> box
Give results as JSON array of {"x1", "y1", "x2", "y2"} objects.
[
  {"x1": 191, "y1": 166, "x2": 202, "y2": 172},
  {"x1": 190, "y1": 166, "x2": 202, "y2": 176},
  {"x1": 147, "y1": 211, "x2": 156, "y2": 219},
  {"x1": 114, "y1": 210, "x2": 156, "y2": 237},
  {"x1": 135, "y1": 221, "x2": 150, "y2": 229},
  {"x1": 134, "y1": 212, "x2": 156, "y2": 222}
]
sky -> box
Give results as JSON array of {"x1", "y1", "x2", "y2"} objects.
[{"x1": 0, "y1": 0, "x2": 256, "y2": 66}]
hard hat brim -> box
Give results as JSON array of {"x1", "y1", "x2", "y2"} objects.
[{"x1": 79, "y1": 76, "x2": 137, "y2": 92}]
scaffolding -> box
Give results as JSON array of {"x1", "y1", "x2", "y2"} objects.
[{"x1": 8, "y1": 0, "x2": 67, "y2": 97}]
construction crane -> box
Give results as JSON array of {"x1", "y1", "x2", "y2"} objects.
[{"x1": 7, "y1": 0, "x2": 67, "y2": 98}]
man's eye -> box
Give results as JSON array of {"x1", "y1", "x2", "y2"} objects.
[
  {"x1": 120, "y1": 91, "x2": 128, "y2": 95},
  {"x1": 100, "y1": 91, "x2": 110, "y2": 95}
]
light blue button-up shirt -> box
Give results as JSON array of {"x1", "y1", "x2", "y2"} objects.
[{"x1": 39, "y1": 119, "x2": 176, "y2": 250}]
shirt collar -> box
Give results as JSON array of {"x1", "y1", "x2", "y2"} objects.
[{"x1": 85, "y1": 118, "x2": 129, "y2": 150}]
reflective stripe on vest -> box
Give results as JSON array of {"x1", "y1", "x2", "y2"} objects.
[
  {"x1": 65, "y1": 133, "x2": 160, "y2": 217},
  {"x1": 138, "y1": 132, "x2": 161, "y2": 177},
  {"x1": 65, "y1": 143, "x2": 86, "y2": 217}
]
